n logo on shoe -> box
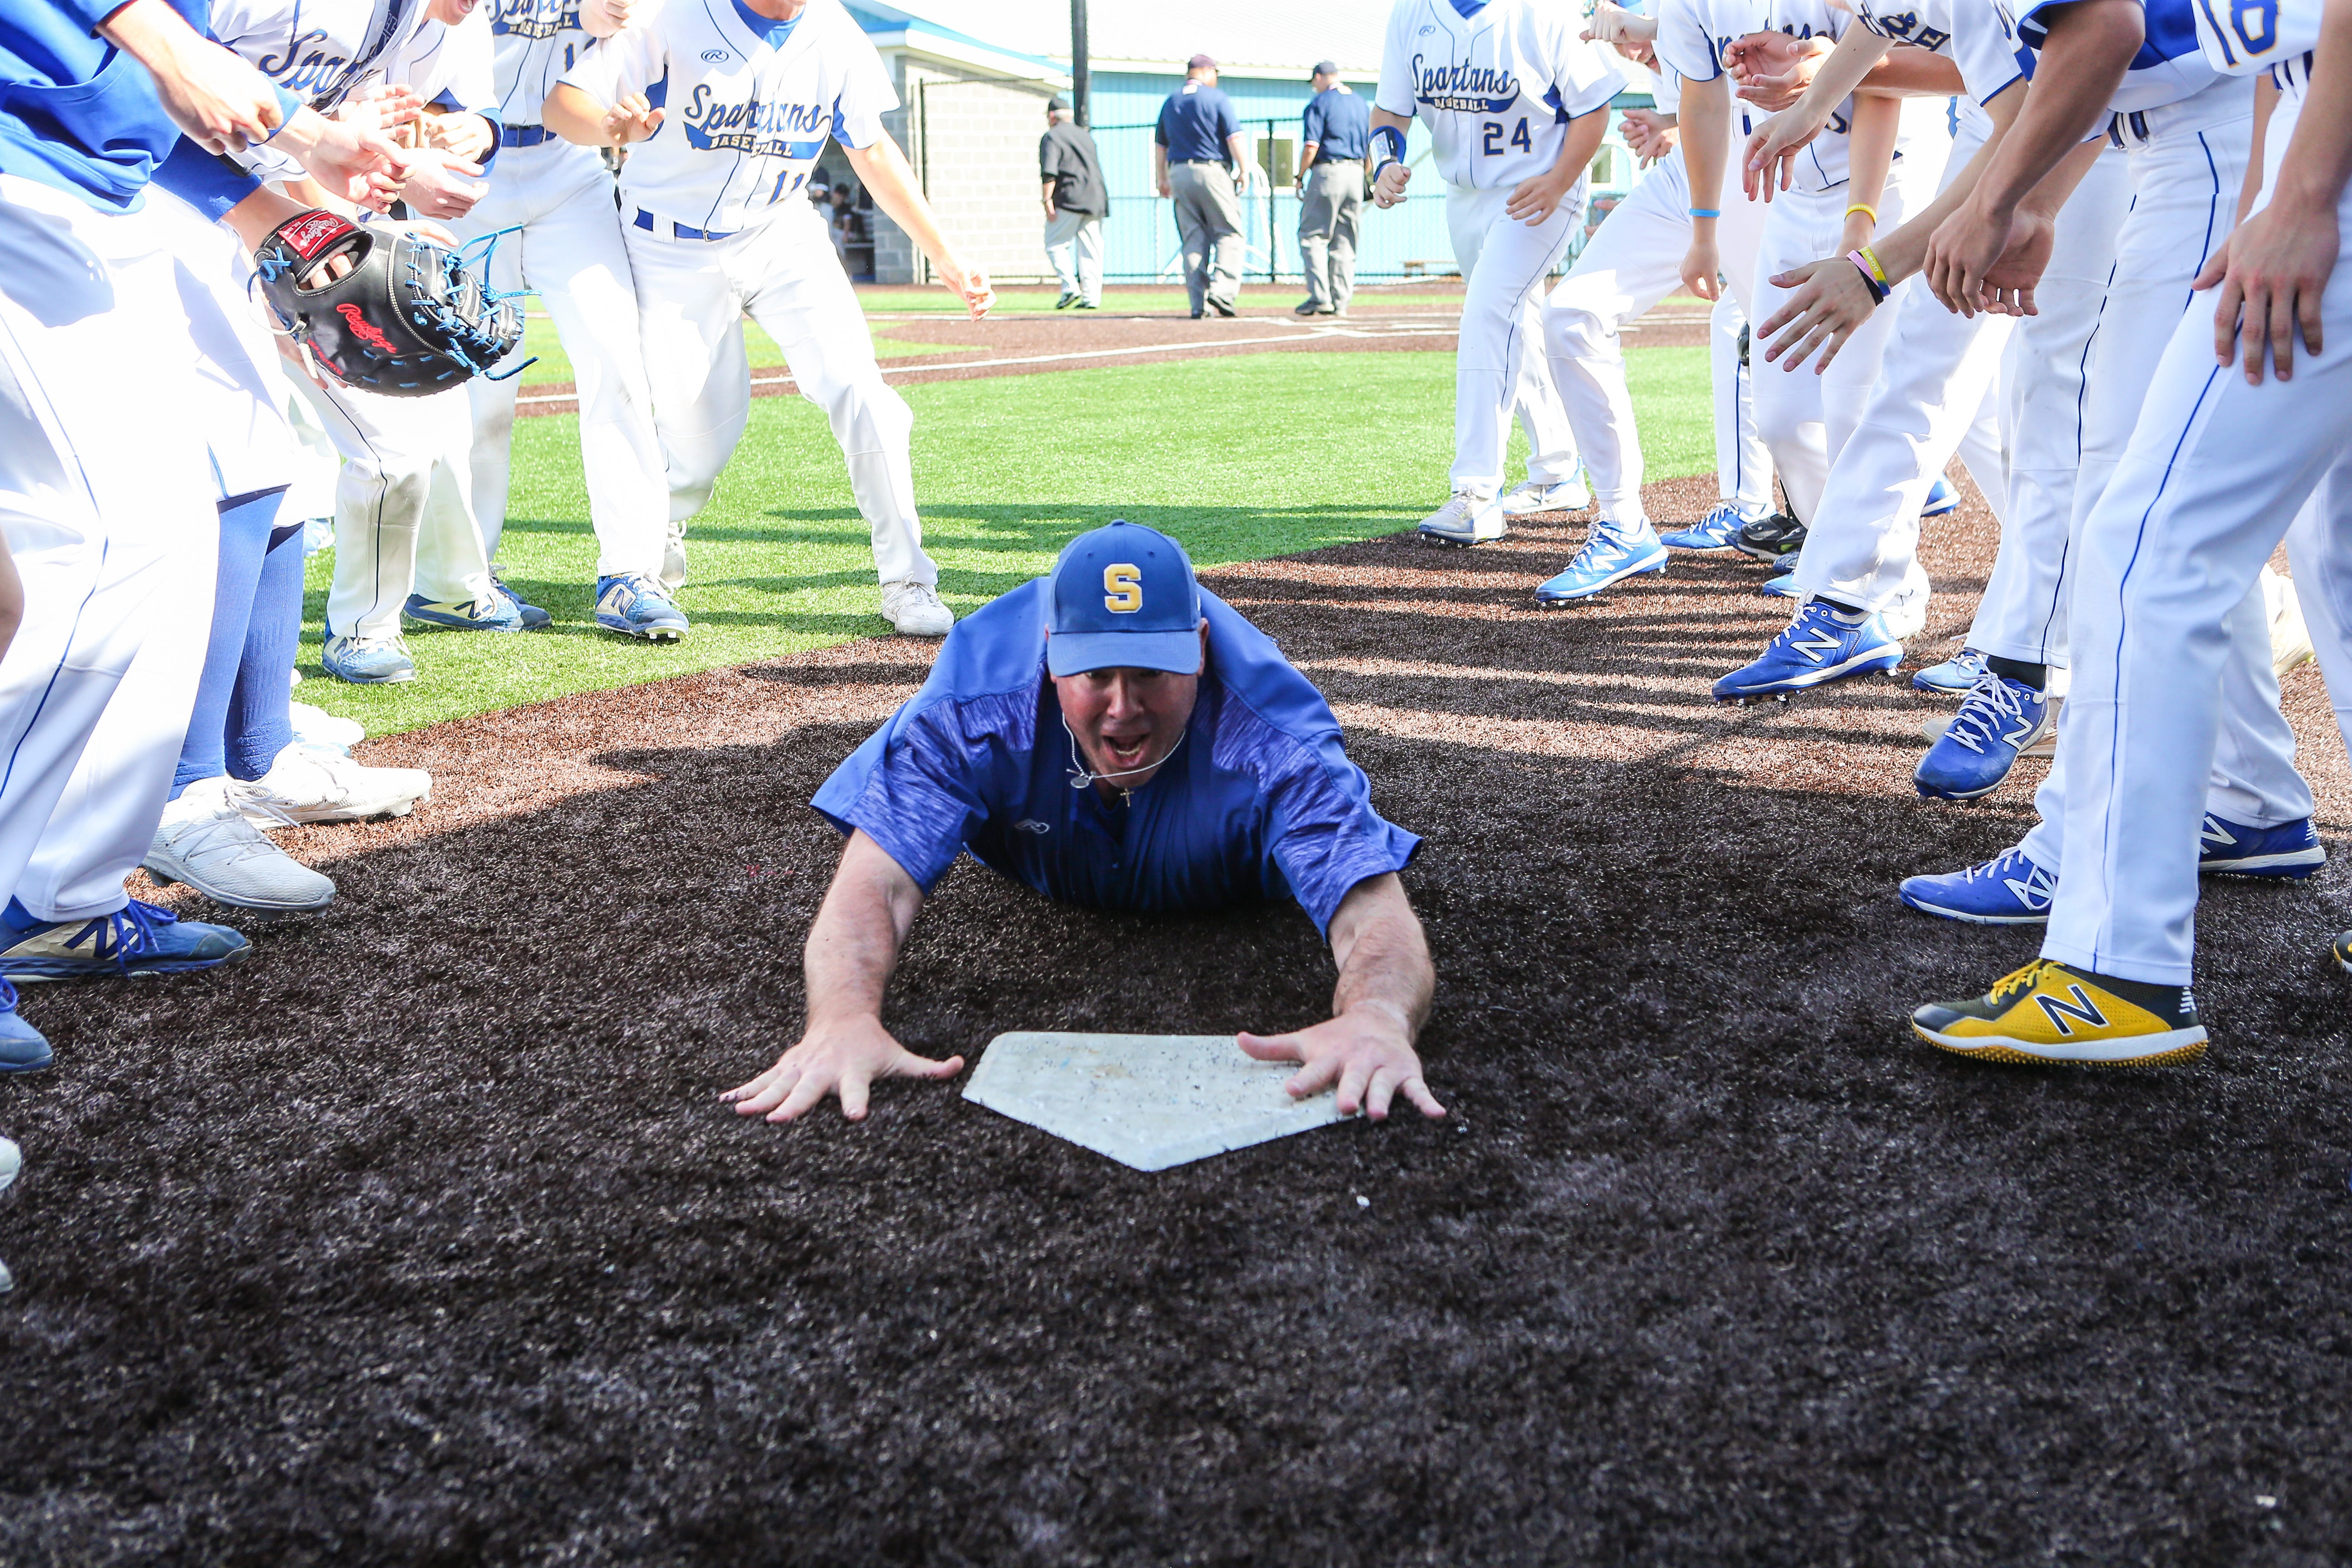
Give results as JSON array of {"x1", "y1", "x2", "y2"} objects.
[
  {"x1": 1790, "y1": 625, "x2": 1842, "y2": 662},
  {"x1": 2002, "y1": 867, "x2": 2053, "y2": 910},
  {"x1": 2035, "y1": 984, "x2": 2108, "y2": 1036}
]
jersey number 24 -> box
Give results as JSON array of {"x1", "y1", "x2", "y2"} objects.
[{"x1": 1481, "y1": 119, "x2": 1534, "y2": 157}]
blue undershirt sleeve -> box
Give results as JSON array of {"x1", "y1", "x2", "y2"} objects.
[{"x1": 152, "y1": 136, "x2": 262, "y2": 220}]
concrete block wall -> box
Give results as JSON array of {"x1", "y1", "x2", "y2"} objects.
[{"x1": 868, "y1": 60, "x2": 1063, "y2": 287}]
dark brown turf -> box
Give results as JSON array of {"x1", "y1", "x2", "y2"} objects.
[{"x1": 6, "y1": 479, "x2": 2352, "y2": 1565}]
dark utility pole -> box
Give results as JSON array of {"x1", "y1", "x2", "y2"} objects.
[{"x1": 1069, "y1": 0, "x2": 1090, "y2": 125}]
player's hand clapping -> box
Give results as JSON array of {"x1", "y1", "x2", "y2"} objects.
[
  {"x1": 1743, "y1": 103, "x2": 1828, "y2": 201},
  {"x1": 425, "y1": 109, "x2": 498, "y2": 164},
  {"x1": 98, "y1": 0, "x2": 285, "y2": 152},
  {"x1": 274, "y1": 107, "x2": 406, "y2": 210},
  {"x1": 1726, "y1": 32, "x2": 1829, "y2": 113},
  {"x1": 1921, "y1": 191, "x2": 2018, "y2": 318},
  {"x1": 604, "y1": 91, "x2": 665, "y2": 147},
  {"x1": 393, "y1": 148, "x2": 490, "y2": 220},
  {"x1": 1620, "y1": 107, "x2": 1678, "y2": 168},
  {"x1": 2200, "y1": 188, "x2": 2339, "y2": 385}
]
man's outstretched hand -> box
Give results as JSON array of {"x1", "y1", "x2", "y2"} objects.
[
  {"x1": 1239, "y1": 1001, "x2": 1444, "y2": 1122},
  {"x1": 724, "y1": 1015, "x2": 964, "y2": 1124}
]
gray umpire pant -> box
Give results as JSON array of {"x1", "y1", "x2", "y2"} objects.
[
  {"x1": 1298, "y1": 160, "x2": 1363, "y2": 313},
  {"x1": 1168, "y1": 161, "x2": 1244, "y2": 315},
  {"x1": 1044, "y1": 210, "x2": 1102, "y2": 305}
]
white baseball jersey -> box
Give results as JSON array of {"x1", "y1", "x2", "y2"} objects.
[
  {"x1": 1656, "y1": 0, "x2": 1943, "y2": 190},
  {"x1": 2191, "y1": 0, "x2": 2319, "y2": 78},
  {"x1": 1374, "y1": 0, "x2": 1628, "y2": 191},
  {"x1": 2006, "y1": 0, "x2": 2221, "y2": 112},
  {"x1": 1855, "y1": 0, "x2": 2028, "y2": 136},
  {"x1": 561, "y1": 0, "x2": 893, "y2": 234},
  {"x1": 486, "y1": 0, "x2": 595, "y2": 126},
  {"x1": 211, "y1": 0, "x2": 437, "y2": 110}
]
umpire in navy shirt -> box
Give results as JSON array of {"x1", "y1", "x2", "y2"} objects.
[
  {"x1": 724, "y1": 520, "x2": 1443, "y2": 1129},
  {"x1": 1154, "y1": 55, "x2": 1258, "y2": 318},
  {"x1": 1296, "y1": 60, "x2": 1368, "y2": 317}
]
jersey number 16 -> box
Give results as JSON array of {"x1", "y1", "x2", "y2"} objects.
[{"x1": 1481, "y1": 119, "x2": 1534, "y2": 157}]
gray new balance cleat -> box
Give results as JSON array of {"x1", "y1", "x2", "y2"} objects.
[
  {"x1": 144, "y1": 779, "x2": 336, "y2": 913},
  {"x1": 882, "y1": 579, "x2": 954, "y2": 637}
]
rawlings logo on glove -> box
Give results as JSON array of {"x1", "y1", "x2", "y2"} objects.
[{"x1": 254, "y1": 211, "x2": 525, "y2": 398}]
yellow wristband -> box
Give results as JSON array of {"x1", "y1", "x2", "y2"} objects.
[
  {"x1": 1856, "y1": 244, "x2": 1890, "y2": 285},
  {"x1": 1845, "y1": 202, "x2": 1878, "y2": 224}
]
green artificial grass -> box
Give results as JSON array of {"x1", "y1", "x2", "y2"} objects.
[
  {"x1": 513, "y1": 314, "x2": 980, "y2": 389},
  {"x1": 300, "y1": 344, "x2": 1712, "y2": 735}
]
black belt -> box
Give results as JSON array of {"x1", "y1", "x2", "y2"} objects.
[
  {"x1": 1313, "y1": 156, "x2": 1364, "y2": 165},
  {"x1": 1173, "y1": 158, "x2": 1225, "y2": 165},
  {"x1": 502, "y1": 122, "x2": 555, "y2": 148}
]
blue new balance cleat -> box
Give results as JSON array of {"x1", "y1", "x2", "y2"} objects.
[
  {"x1": 1758, "y1": 572, "x2": 1798, "y2": 598},
  {"x1": 490, "y1": 575, "x2": 551, "y2": 629},
  {"x1": 321, "y1": 632, "x2": 415, "y2": 685},
  {"x1": 1914, "y1": 647, "x2": 1989, "y2": 694},
  {"x1": 1916, "y1": 673, "x2": 2048, "y2": 800},
  {"x1": 0, "y1": 980, "x2": 51, "y2": 1072},
  {"x1": 1921, "y1": 475, "x2": 1960, "y2": 517},
  {"x1": 1534, "y1": 519, "x2": 1668, "y2": 604},
  {"x1": 1899, "y1": 846, "x2": 2057, "y2": 925},
  {"x1": 2198, "y1": 813, "x2": 2325, "y2": 878},
  {"x1": 0, "y1": 897, "x2": 249, "y2": 983},
  {"x1": 406, "y1": 590, "x2": 526, "y2": 632},
  {"x1": 595, "y1": 573, "x2": 691, "y2": 642},
  {"x1": 1658, "y1": 501, "x2": 1759, "y2": 551},
  {"x1": 1710, "y1": 599, "x2": 1902, "y2": 701}
]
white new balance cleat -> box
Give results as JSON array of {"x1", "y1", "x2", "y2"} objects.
[
  {"x1": 236, "y1": 741, "x2": 432, "y2": 827},
  {"x1": 288, "y1": 700, "x2": 364, "y2": 754},
  {"x1": 1497, "y1": 478, "x2": 1592, "y2": 518},
  {"x1": 662, "y1": 520, "x2": 689, "y2": 591},
  {"x1": 881, "y1": 579, "x2": 955, "y2": 637},
  {"x1": 144, "y1": 778, "x2": 336, "y2": 912},
  {"x1": 1416, "y1": 492, "x2": 1507, "y2": 547}
]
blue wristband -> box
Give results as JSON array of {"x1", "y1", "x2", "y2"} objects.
[
  {"x1": 1369, "y1": 123, "x2": 1407, "y2": 172},
  {"x1": 1688, "y1": 207, "x2": 1721, "y2": 218}
]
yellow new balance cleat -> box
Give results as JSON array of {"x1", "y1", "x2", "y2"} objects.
[
  {"x1": 1912, "y1": 959, "x2": 2208, "y2": 1067},
  {"x1": 2334, "y1": 932, "x2": 2352, "y2": 975}
]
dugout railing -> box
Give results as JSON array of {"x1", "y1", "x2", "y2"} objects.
[{"x1": 1078, "y1": 112, "x2": 1647, "y2": 286}]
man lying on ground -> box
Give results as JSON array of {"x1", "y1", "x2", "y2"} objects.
[{"x1": 725, "y1": 521, "x2": 1443, "y2": 1127}]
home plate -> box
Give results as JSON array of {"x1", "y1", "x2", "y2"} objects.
[{"x1": 962, "y1": 1032, "x2": 1351, "y2": 1172}]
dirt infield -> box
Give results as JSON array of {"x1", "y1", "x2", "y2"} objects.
[
  {"x1": 510, "y1": 299, "x2": 1718, "y2": 416},
  {"x1": 7, "y1": 481, "x2": 2352, "y2": 1564}
]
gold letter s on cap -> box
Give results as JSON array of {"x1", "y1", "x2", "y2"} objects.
[{"x1": 1102, "y1": 564, "x2": 1142, "y2": 613}]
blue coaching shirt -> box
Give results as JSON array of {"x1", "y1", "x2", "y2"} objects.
[
  {"x1": 0, "y1": 0, "x2": 286, "y2": 212},
  {"x1": 1302, "y1": 83, "x2": 1370, "y2": 161},
  {"x1": 1156, "y1": 78, "x2": 1240, "y2": 164},
  {"x1": 813, "y1": 580, "x2": 1420, "y2": 935}
]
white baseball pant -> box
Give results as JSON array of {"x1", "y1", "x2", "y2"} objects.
[
  {"x1": 2008, "y1": 92, "x2": 2311, "y2": 875},
  {"x1": 298, "y1": 374, "x2": 497, "y2": 640},
  {"x1": 1744, "y1": 155, "x2": 1943, "y2": 526},
  {"x1": 1542, "y1": 135, "x2": 1771, "y2": 524},
  {"x1": 456, "y1": 139, "x2": 669, "y2": 579},
  {"x1": 1446, "y1": 181, "x2": 1588, "y2": 499},
  {"x1": 0, "y1": 177, "x2": 218, "y2": 924},
  {"x1": 1785, "y1": 115, "x2": 2015, "y2": 619},
  {"x1": 1968, "y1": 145, "x2": 2132, "y2": 666},
  {"x1": 627, "y1": 201, "x2": 935, "y2": 588},
  {"x1": 2042, "y1": 84, "x2": 2352, "y2": 985},
  {"x1": 17, "y1": 191, "x2": 307, "y2": 923}
]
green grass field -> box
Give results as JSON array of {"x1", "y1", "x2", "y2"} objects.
[{"x1": 300, "y1": 344, "x2": 1713, "y2": 736}]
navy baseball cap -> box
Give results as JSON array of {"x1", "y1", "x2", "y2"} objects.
[{"x1": 1045, "y1": 520, "x2": 1204, "y2": 677}]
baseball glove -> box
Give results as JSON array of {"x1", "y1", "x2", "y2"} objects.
[{"x1": 254, "y1": 210, "x2": 523, "y2": 397}]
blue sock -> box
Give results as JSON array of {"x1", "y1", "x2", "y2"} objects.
[
  {"x1": 225, "y1": 519, "x2": 305, "y2": 780},
  {"x1": 3, "y1": 898, "x2": 44, "y2": 935},
  {"x1": 172, "y1": 488, "x2": 286, "y2": 799}
]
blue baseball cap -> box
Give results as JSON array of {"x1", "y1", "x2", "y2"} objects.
[{"x1": 1045, "y1": 520, "x2": 1204, "y2": 677}]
